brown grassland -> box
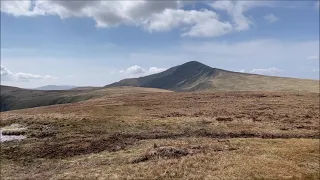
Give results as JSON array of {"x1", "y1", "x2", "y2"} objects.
[{"x1": 1, "y1": 87, "x2": 319, "y2": 180}]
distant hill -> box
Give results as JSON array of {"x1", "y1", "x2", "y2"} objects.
[
  {"x1": 0, "y1": 85, "x2": 171, "y2": 112},
  {"x1": 106, "y1": 61, "x2": 319, "y2": 93},
  {"x1": 35, "y1": 85, "x2": 77, "y2": 90},
  {"x1": 71, "y1": 86, "x2": 101, "y2": 90},
  {"x1": 0, "y1": 85, "x2": 92, "y2": 112}
]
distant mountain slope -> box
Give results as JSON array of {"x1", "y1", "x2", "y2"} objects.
[
  {"x1": 204, "y1": 69, "x2": 319, "y2": 92},
  {"x1": 71, "y1": 86, "x2": 101, "y2": 90},
  {"x1": 106, "y1": 61, "x2": 319, "y2": 93},
  {"x1": 0, "y1": 85, "x2": 171, "y2": 112},
  {"x1": 35, "y1": 85, "x2": 77, "y2": 90},
  {"x1": 0, "y1": 85, "x2": 93, "y2": 112}
]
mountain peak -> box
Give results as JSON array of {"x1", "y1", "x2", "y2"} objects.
[
  {"x1": 106, "y1": 61, "x2": 216, "y2": 91},
  {"x1": 181, "y1": 61, "x2": 207, "y2": 66},
  {"x1": 175, "y1": 61, "x2": 213, "y2": 73},
  {"x1": 177, "y1": 61, "x2": 214, "y2": 71},
  {"x1": 105, "y1": 61, "x2": 319, "y2": 92}
]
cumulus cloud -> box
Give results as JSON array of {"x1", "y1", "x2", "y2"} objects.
[
  {"x1": 148, "y1": 67, "x2": 167, "y2": 74},
  {"x1": 306, "y1": 55, "x2": 319, "y2": 60},
  {"x1": 0, "y1": 0, "x2": 273, "y2": 37},
  {"x1": 144, "y1": 9, "x2": 232, "y2": 37},
  {"x1": 1, "y1": 0, "x2": 228, "y2": 37},
  {"x1": 250, "y1": 67, "x2": 283, "y2": 75},
  {"x1": 264, "y1": 13, "x2": 279, "y2": 23},
  {"x1": 120, "y1": 65, "x2": 166, "y2": 78},
  {"x1": 1, "y1": 65, "x2": 56, "y2": 82},
  {"x1": 0, "y1": 0, "x2": 35, "y2": 16},
  {"x1": 120, "y1": 65, "x2": 146, "y2": 75},
  {"x1": 211, "y1": 0, "x2": 274, "y2": 31}
]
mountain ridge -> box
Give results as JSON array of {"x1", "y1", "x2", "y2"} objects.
[
  {"x1": 106, "y1": 61, "x2": 319, "y2": 92},
  {"x1": 0, "y1": 85, "x2": 170, "y2": 112}
]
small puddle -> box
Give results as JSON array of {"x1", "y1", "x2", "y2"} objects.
[
  {"x1": 0, "y1": 124, "x2": 26, "y2": 142},
  {"x1": 0, "y1": 130, "x2": 26, "y2": 142}
]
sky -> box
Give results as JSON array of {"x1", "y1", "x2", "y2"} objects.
[{"x1": 1, "y1": 0, "x2": 319, "y2": 89}]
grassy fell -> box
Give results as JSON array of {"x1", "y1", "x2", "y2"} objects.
[{"x1": 0, "y1": 91, "x2": 319, "y2": 179}]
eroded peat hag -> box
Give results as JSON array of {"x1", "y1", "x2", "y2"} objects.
[{"x1": 1, "y1": 91, "x2": 319, "y2": 179}]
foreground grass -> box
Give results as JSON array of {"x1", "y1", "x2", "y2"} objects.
[
  {"x1": 1, "y1": 138, "x2": 319, "y2": 180},
  {"x1": 1, "y1": 91, "x2": 319, "y2": 179}
]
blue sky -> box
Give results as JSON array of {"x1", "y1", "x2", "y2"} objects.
[{"x1": 1, "y1": 0, "x2": 319, "y2": 88}]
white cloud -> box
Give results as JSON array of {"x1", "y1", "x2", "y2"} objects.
[
  {"x1": 1, "y1": 65, "x2": 57, "y2": 82},
  {"x1": 120, "y1": 65, "x2": 166, "y2": 78},
  {"x1": 2, "y1": 1, "x2": 182, "y2": 22},
  {"x1": 1, "y1": 1, "x2": 231, "y2": 37},
  {"x1": 0, "y1": 0, "x2": 35, "y2": 16},
  {"x1": 0, "y1": 0, "x2": 275, "y2": 38},
  {"x1": 315, "y1": 1, "x2": 319, "y2": 10},
  {"x1": 1, "y1": 65, "x2": 13, "y2": 81},
  {"x1": 144, "y1": 9, "x2": 232, "y2": 37},
  {"x1": 211, "y1": 0, "x2": 274, "y2": 31},
  {"x1": 148, "y1": 67, "x2": 167, "y2": 74},
  {"x1": 264, "y1": 13, "x2": 279, "y2": 23},
  {"x1": 120, "y1": 65, "x2": 146, "y2": 75},
  {"x1": 250, "y1": 67, "x2": 283, "y2": 75},
  {"x1": 306, "y1": 55, "x2": 319, "y2": 60}
]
